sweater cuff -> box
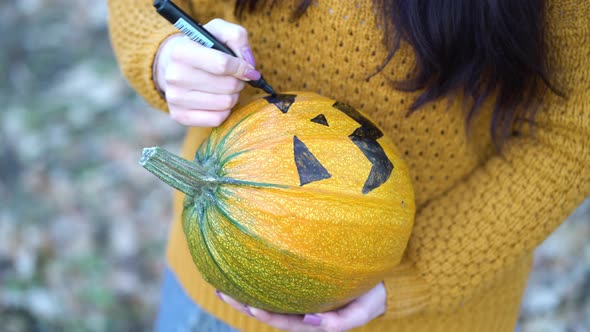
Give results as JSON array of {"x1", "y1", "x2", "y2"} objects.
[{"x1": 381, "y1": 261, "x2": 430, "y2": 319}]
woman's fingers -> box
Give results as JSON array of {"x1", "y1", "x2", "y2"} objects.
[
  {"x1": 154, "y1": 18, "x2": 259, "y2": 127},
  {"x1": 167, "y1": 89, "x2": 239, "y2": 112},
  {"x1": 249, "y1": 308, "x2": 321, "y2": 332},
  {"x1": 168, "y1": 108, "x2": 231, "y2": 127},
  {"x1": 316, "y1": 283, "x2": 387, "y2": 332},
  {"x1": 170, "y1": 40, "x2": 258, "y2": 80},
  {"x1": 203, "y1": 18, "x2": 255, "y2": 66},
  {"x1": 216, "y1": 291, "x2": 323, "y2": 332},
  {"x1": 215, "y1": 291, "x2": 256, "y2": 318},
  {"x1": 165, "y1": 64, "x2": 245, "y2": 94}
]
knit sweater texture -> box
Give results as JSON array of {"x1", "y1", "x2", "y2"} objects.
[{"x1": 107, "y1": 1, "x2": 590, "y2": 331}]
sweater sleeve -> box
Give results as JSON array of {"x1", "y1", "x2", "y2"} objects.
[
  {"x1": 381, "y1": 13, "x2": 590, "y2": 318},
  {"x1": 107, "y1": 0, "x2": 234, "y2": 111}
]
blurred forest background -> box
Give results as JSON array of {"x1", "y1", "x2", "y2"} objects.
[{"x1": 0, "y1": 1, "x2": 588, "y2": 331}]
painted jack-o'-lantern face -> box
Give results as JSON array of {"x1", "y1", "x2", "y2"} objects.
[
  {"x1": 204, "y1": 92, "x2": 402, "y2": 197},
  {"x1": 261, "y1": 93, "x2": 394, "y2": 194},
  {"x1": 150, "y1": 91, "x2": 415, "y2": 314}
]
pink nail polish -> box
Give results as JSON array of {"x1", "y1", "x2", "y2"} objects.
[
  {"x1": 244, "y1": 68, "x2": 262, "y2": 81},
  {"x1": 242, "y1": 46, "x2": 256, "y2": 66},
  {"x1": 243, "y1": 304, "x2": 255, "y2": 317},
  {"x1": 303, "y1": 314, "x2": 322, "y2": 326}
]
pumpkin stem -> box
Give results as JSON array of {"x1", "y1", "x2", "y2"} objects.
[{"x1": 140, "y1": 146, "x2": 217, "y2": 197}]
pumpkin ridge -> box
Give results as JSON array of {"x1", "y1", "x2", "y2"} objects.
[
  {"x1": 217, "y1": 178, "x2": 289, "y2": 189},
  {"x1": 216, "y1": 187, "x2": 412, "y2": 267},
  {"x1": 214, "y1": 195, "x2": 309, "y2": 259},
  {"x1": 190, "y1": 201, "x2": 271, "y2": 309},
  {"x1": 218, "y1": 131, "x2": 364, "y2": 155},
  {"x1": 199, "y1": 201, "x2": 327, "y2": 311},
  {"x1": 214, "y1": 113, "x2": 255, "y2": 160},
  {"x1": 213, "y1": 197, "x2": 324, "y2": 270},
  {"x1": 213, "y1": 195, "x2": 372, "y2": 278},
  {"x1": 225, "y1": 184, "x2": 407, "y2": 207},
  {"x1": 218, "y1": 135, "x2": 295, "y2": 156},
  {"x1": 196, "y1": 129, "x2": 214, "y2": 163},
  {"x1": 192, "y1": 205, "x2": 256, "y2": 304},
  {"x1": 210, "y1": 195, "x2": 255, "y2": 237},
  {"x1": 218, "y1": 149, "x2": 251, "y2": 167},
  {"x1": 209, "y1": 255, "x2": 348, "y2": 312}
]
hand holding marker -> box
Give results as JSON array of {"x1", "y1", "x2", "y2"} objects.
[{"x1": 154, "y1": 0, "x2": 276, "y2": 95}]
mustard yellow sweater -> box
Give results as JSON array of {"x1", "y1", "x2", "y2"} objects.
[{"x1": 107, "y1": 1, "x2": 590, "y2": 331}]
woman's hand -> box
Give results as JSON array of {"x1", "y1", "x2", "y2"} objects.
[
  {"x1": 216, "y1": 283, "x2": 387, "y2": 332},
  {"x1": 154, "y1": 19, "x2": 260, "y2": 127}
]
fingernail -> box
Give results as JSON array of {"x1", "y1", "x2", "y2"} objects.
[
  {"x1": 243, "y1": 304, "x2": 255, "y2": 317},
  {"x1": 303, "y1": 314, "x2": 322, "y2": 326},
  {"x1": 244, "y1": 67, "x2": 261, "y2": 81},
  {"x1": 241, "y1": 46, "x2": 256, "y2": 66},
  {"x1": 215, "y1": 290, "x2": 223, "y2": 300}
]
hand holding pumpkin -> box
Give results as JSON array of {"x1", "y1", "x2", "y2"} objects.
[
  {"x1": 217, "y1": 282, "x2": 387, "y2": 332},
  {"x1": 154, "y1": 19, "x2": 261, "y2": 126}
]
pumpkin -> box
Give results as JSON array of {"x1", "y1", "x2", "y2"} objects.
[{"x1": 140, "y1": 91, "x2": 415, "y2": 314}]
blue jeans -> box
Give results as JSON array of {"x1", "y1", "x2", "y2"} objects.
[{"x1": 154, "y1": 267, "x2": 238, "y2": 332}]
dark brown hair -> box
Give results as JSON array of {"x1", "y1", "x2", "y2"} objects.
[{"x1": 236, "y1": 0, "x2": 554, "y2": 148}]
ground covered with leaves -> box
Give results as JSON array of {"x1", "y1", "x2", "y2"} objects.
[{"x1": 0, "y1": 1, "x2": 588, "y2": 331}]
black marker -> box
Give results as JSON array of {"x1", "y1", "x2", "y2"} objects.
[{"x1": 154, "y1": 0, "x2": 276, "y2": 95}]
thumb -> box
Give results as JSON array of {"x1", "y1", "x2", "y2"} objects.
[{"x1": 203, "y1": 18, "x2": 257, "y2": 67}]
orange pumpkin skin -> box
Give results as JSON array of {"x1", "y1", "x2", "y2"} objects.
[{"x1": 142, "y1": 92, "x2": 415, "y2": 314}]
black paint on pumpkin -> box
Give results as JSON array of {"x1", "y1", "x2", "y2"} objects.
[
  {"x1": 332, "y1": 101, "x2": 394, "y2": 194},
  {"x1": 311, "y1": 114, "x2": 329, "y2": 126},
  {"x1": 293, "y1": 135, "x2": 331, "y2": 186},
  {"x1": 264, "y1": 94, "x2": 297, "y2": 113}
]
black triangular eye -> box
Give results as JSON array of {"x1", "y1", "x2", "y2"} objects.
[
  {"x1": 293, "y1": 135, "x2": 331, "y2": 186},
  {"x1": 311, "y1": 114, "x2": 329, "y2": 126},
  {"x1": 264, "y1": 94, "x2": 296, "y2": 113},
  {"x1": 332, "y1": 101, "x2": 393, "y2": 194}
]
